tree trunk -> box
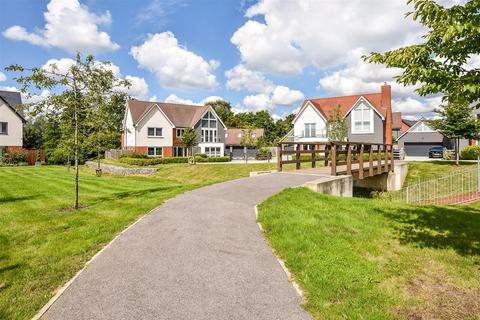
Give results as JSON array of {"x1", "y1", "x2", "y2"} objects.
[{"x1": 73, "y1": 81, "x2": 79, "y2": 210}]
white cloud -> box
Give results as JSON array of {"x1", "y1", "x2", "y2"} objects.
[
  {"x1": 225, "y1": 64, "x2": 274, "y2": 93},
  {"x1": 3, "y1": 0, "x2": 119, "y2": 53},
  {"x1": 393, "y1": 96, "x2": 442, "y2": 115},
  {"x1": 0, "y1": 86, "x2": 50, "y2": 105},
  {"x1": 130, "y1": 32, "x2": 218, "y2": 90},
  {"x1": 232, "y1": 0, "x2": 422, "y2": 75},
  {"x1": 164, "y1": 94, "x2": 198, "y2": 105},
  {"x1": 243, "y1": 93, "x2": 271, "y2": 111},
  {"x1": 41, "y1": 58, "x2": 149, "y2": 98},
  {"x1": 0, "y1": 72, "x2": 6, "y2": 82},
  {"x1": 270, "y1": 85, "x2": 304, "y2": 106}
]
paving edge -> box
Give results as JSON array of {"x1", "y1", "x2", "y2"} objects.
[
  {"x1": 254, "y1": 205, "x2": 305, "y2": 300},
  {"x1": 30, "y1": 200, "x2": 173, "y2": 320}
]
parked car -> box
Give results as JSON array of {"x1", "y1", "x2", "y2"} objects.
[{"x1": 428, "y1": 146, "x2": 444, "y2": 158}]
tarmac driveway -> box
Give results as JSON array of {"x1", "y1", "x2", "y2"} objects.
[{"x1": 43, "y1": 173, "x2": 316, "y2": 320}]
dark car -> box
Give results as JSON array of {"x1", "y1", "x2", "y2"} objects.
[{"x1": 428, "y1": 146, "x2": 444, "y2": 158}]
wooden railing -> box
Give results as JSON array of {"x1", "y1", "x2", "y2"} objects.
[{"x1": 277, "y1": 141, "x2": 394, "y2": 179}]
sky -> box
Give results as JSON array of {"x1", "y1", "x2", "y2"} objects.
[{"x1": 0, "y1": 0, "x2": 473, "y2": 119}]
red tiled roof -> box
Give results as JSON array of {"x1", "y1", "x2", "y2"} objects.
[
  {"x1": 225, "y1": 128, "x2": 264, "y2": 145},
  {"x1": 127, "y1": 99, "x2": 208, "y2": 127},
  {"x1": 305, "y1": 92, "x2": 386, "y2": 119},
  {"x1": 392, "y1": 112, "x2": 402, "y2": 129}
]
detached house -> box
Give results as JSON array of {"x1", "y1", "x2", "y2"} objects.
[
  {"x1": 122, "y1": 99, "x2": 227, "y2": 157},
  {"x1": 289, "y1": 84, "x2": 394, "y2": 145},
  {"x1": 0, "y1": 90, "x2": 25, "y2": 152}
]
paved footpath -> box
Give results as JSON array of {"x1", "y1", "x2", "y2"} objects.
[{"x1": 44, "y1": 173, "x2": 318, "y2": 320}]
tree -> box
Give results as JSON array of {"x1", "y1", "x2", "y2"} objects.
[
  {"x1": 180, "y1": 127, "x2": 198, "y2": 164},
  {"x1": 327, "y1": 106, "x2": 348, "y2": 142},
  {"x1": 429, "y1": 100, "x2": 480, "y2": 165},
  {"x1": 6, "y1": 53, "x2": 130, "y2": 209},
  {"x1": 240, "y1": 128, "x2": 257, "y2": 163},
  {"x1": 364, "y1": 0, "x2": 480, "y2": 107},
  {"x1": 206, "y1": 100, "x2": 233, "y2": 124}
]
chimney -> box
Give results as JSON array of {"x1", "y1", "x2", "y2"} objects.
[{"x1": 382, "y1": 83, "x2": 392, "y2": 145}]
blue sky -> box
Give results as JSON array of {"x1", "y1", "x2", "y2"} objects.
[{"x1": 0, "y1": 0, "x2": 463, "y2": 119}]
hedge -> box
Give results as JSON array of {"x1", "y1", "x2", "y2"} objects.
[
  {"x1": 195, "y1": 156, "x2": 230, "y2": 163},
  {"x1": 461, "y1": 145, "x2": 480, "y2": 160},
  {"x1": 120, "y1": 152, "x2": 148, "y2": 159},
  {"x1": 119, "y1": 156, "x2": 189, "y2": 166}
]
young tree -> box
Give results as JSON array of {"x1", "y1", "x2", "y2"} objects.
[
  {"x1": 327, "y1": 105, "x2": 348, "y2": 142},
  {"x1": 364, "y1": 1, "x2": 480, "y2": 107},
  {"x1": 6, "y1": 53, "x2": 129, "y2": 209},
  {"x1": 240, "y1": 128, "x2": 257, "y2": 163},
  {"x1": 180, "y1": 127, "x2": 198, "y2": 164},
  {"x1": 429, "y1": 100, "x2": 480, "y2": 165}
]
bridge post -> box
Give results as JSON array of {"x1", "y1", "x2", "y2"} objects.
[
  {"x1": 369, "y1": 145, "x2": 374, "y2": 177},
  {"x1": 359, "y1": 144, "x2": 364, "y2": 179},
  {"x1": 346, "y1": 144, "x2": 352, "y2": 175},
  {"x1": 330, "y1": 143, "x2": 337, "y2": 176},
  {"x1": 295, "y1": 144, "x2": 301, "y2": 170},
  {"x1": 377, "y1": 144, "x2": 382, "y2": 174}
]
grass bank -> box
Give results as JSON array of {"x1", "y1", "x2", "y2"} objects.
[
  {"x1": 258, "y1": 188, "x2": 480, "y2": 319},
  {"x1": 0, "y1": 162, "x2": 276, "y2": 319}
]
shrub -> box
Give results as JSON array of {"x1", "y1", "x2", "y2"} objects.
[
  {"x1": 196, "y1": 153, "x2": 208, "y2": 159},
  {"x1": 195, "y1": 156, "x2": 230, "y2": 163},
  {"x1": 47, "y1": 148, "x2": 70, "y2": 165},
  {"x1": 6, "y1": 150, "x2": 28, "y2": 164},
  {"x1": 460, "y1": 145, "x2": 480, "y2": 160},
  {"x1": 120, "y1": 152, "x2": 148, "y2": 159}
]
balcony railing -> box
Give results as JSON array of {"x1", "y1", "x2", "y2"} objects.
[
  {"x1": 201, "y1": 137, "x2": 223, "y2": 143},
  {"x1": 281, "y1": 129, "x2": 328, "y2": 142}
]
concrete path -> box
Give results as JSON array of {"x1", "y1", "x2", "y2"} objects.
[{"x1": 43, "y1": 173, "x2": 318, "y2": 320}]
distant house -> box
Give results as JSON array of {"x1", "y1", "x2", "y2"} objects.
[
  {"x1": 0, "y1": 90, "x2": 26, "y2": 153},
  {"x1": 396, "y1": 118, "x2": 469, "y2": 156},
  {"x1": 224, "y1": 128, "x2": 264, "y2": 159},
  {"x1": 289, "y1": 84, "x2": 394, "y2": 145},
  {"x1": 392, "y1": 112, "x2": 411, "y2": 140},
  {"x1": 122, "y1": 99, "x2": 227, "y2": 157}
]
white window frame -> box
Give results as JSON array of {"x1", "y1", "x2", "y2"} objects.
[
  {"x1": 205, "y1": 146, "x2": 221, "y2": 157},
  {"x1": 147, "y1": 127, "x2": 163, "y2": 137},
  {"x1": 411, "y1": 121, "x2": 435, "y2": 133},
  {"x1": 304, "y1": 123, "x2": 316, "y2": 138},
  {"x1": 351, "y1": 103, "x2": 374, "y2": 134},
  {"x1": 0, "y1": 122, "x2": 7, "y2": 135},
  {"x1": 202, "y1": 129, "x2": 217, "y2": 143},
  {"x1": 176, "y1": 128, "x2": 185, "y2": 137},
  {"x1": 147, "y1": 147, "x2": 163, "y2": 157},
  {"x1": 173, "y1": 146, "x2": 187, "y2": 157}
]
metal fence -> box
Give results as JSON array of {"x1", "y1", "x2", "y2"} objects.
[{"x1": 385, "y1": 164, "x2": 480, "y2": 205}]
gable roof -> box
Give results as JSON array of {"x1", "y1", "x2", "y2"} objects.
[
  {"x1": 305, "y1": 92, "x2": 386, "y2": 120},
  {"x1": 396, "y1": 118, "x2": 439, "y2": 140},
  {"x1": 0, "y1": 90, "x2": 26, "y2": 123},
  {"x1": 127, "y1": 99, "x2": 210, "y2": 127},
  {"x1": 225, "y1": 128, "x2": 264, "y2": 146}
]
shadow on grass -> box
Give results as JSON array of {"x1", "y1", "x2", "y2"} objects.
[
  {"x1": 376, "y1": 204, "x2": 480, "y2": 256},
  {"x1": 90, "y1": 185, "x2": 185, "y2": 203},
  {"x1": 0, "y1": 195, "x2": 39, "y2": 204}
]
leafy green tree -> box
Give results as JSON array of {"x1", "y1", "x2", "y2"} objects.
[
  {"x1": 23, "y1": 116, "x2": 46, "y2": 149},
  {"x1": 206, "y1": 100, "x2": 233, "y2": 124},
  {"x1": 429, "y1": 100, "x2": 480, "y2": 165},
  {"x1": 240, "y1": 127, "x2": 257, "y2": 163},
  {"x1": 180, "y1": 127, "x2": 198, "y2": 164},
  {"x1": 327, "y1": 106, "x2": 348, "y2": 142},
  {"x1": 6, "y1": 53, "x2": 129, "y2": 209},
  {"x1": 364, "y1": 0, "x2": 480, "y2": 107}
]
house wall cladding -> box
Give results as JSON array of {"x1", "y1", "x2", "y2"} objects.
[
  {"x1": 0, "y1": 100, "x2": 23, "y2": 147},
  {"x1": 346, "y1": 111, "x2": 384, "y2": 144},
  {"x1": 397, "y1": 132, "x2": 450, "y2": 148}
]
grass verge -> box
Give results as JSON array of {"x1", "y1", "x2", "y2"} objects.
[
  {"x1": 257, "y1": 188, "x2": 480, "y2": 319},
  {"x1": 0, "y1": 162, "x2": 276, "y2": 319}
]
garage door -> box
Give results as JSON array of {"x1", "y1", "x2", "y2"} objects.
[{"x1": 404, "y1": 142, "x2": 443, "y2": 156}]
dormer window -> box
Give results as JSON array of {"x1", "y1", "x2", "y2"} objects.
[
  {"x1": 351, "y1": 103, "x2": 373, "y2": 134},
  {"x1": 0, "y1": 122, "x2": 7, "y2": 135}
]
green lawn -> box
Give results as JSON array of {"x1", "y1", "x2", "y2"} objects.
[
  {"x1": 258, "y1": 188, "x2": 480, "y2": 319},
  {"x1": 0, "y1": 163, "x2": 276, "y2": 320},
  {"x1": 405, "y1": 160, "x2": 476, "y2": 184}
]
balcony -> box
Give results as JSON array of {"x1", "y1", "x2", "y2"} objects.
[{"x1": 281, "y1": 129, "x2": 328, "y2": 142}]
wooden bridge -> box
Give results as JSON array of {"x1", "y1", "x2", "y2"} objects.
[{"x1": 277, "y1": 141, "x2": 395, "y2": 181}]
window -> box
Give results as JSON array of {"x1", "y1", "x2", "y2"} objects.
[
  {"x1": 351, "y1": 103, "x2": 373, "y2": 133},
  {"x1": 174, "y1": 147, "x2": 187, "y2": 157},
  {"x1": 202, "y1": 129, "x2": 217, "y2": 142},
  {"x1": 176, "y1": 128, "x2": 185, "y2": 137},
  {"x1": 200, "y1": 111, "x2": 217, "y2": 128},
  {"x1": 205, "y1": 147, "x2": 221, "y2": 157},
  {"x1": 147, "y1": 147, "x2": 163, "y2": 157},
  {"x1": 0, "y1": 122, "x2": 7, "y2": 135},
  {"x1": 148, "y1": 127, "x2": 163, "y2": 137},
  {"x1": 304, "y1": 123, "x2": 316, "y2": 137}
]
